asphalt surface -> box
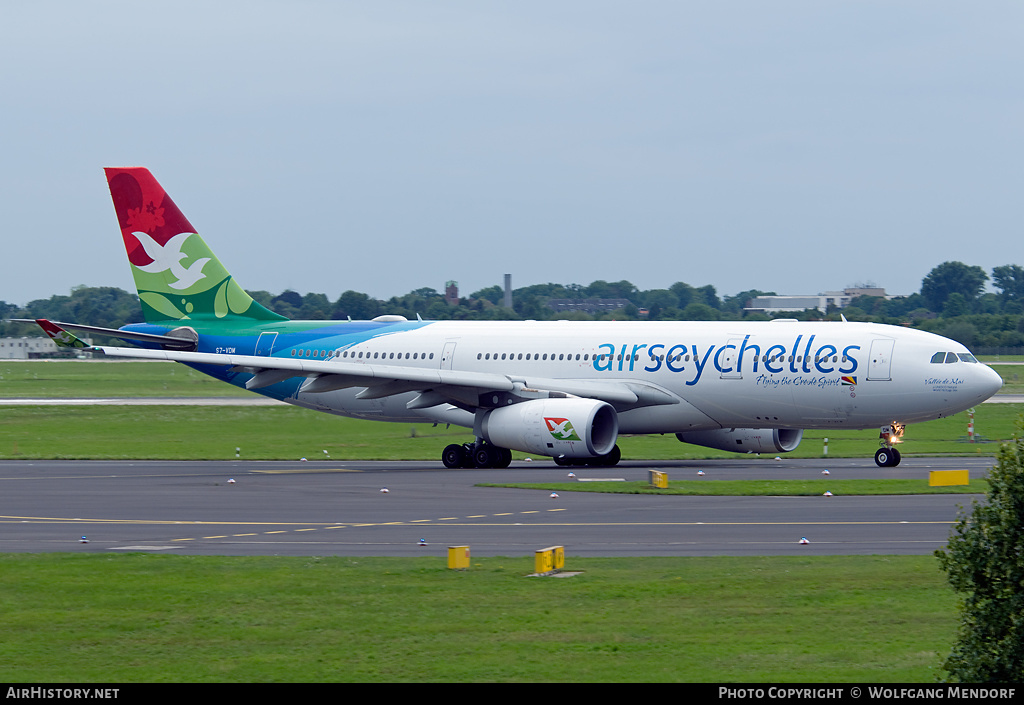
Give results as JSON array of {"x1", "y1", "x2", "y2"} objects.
[{"x1": 0, "y1": 456, "x2": 993, "y2": 558}]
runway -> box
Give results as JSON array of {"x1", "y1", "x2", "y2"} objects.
[{"x1": 0, "y1": 457, "x2": 992, "y2": 558}]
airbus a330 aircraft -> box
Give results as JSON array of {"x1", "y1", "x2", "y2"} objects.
[{"x1": 33, "y1": 168, "x2": 1002, "y2": 468}]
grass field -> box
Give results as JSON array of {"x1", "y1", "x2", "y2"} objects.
[
  {"x1": 4, "y1": 358, "x2": 1023, "y2": 399},
  {"x1": 0, "y1": 360, "x2": 250, "y2": 398},
  {"x1": 0, "y1": 358, "x2": 1018, "y2": 460},
  {"x1": 0, "y1": 553, "x2": 956, "y2": 683},
  {"x1": 0, "y1": 401, "x2": 1017, "y2": 461}
]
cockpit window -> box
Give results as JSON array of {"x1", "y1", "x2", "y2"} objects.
[
  {"x1": 930, "y1": 352, "x2": 945, "y2": 363},
  {"x1": 945, "y1": 352, "x2": 959, "y2": 363},
  {"x1": 957, "y1": 353, "x2": 978, "y2": 363}
]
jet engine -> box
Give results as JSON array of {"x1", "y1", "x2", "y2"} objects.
[
  {"x1": 675, "y1": 428, "x2": 803, "y2": 454},
  {"x1": 480, "y1": 398, "x2": 618, "y2": 458}
]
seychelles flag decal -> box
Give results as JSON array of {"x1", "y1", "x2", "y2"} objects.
[{"x1": 842, "y1": 376, "x2": 857, "y2": 386}]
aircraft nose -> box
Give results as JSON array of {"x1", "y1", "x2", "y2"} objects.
[{"x1": 979, "y1": 364, "x2": 1004, "y2": 400}]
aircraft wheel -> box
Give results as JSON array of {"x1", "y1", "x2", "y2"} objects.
[
  {"x1": 553, "y1": 456, "x2": 570, "y2": 467},
  {"x1": 442, "y1": 444, "x2": 466, "y2": 469},
  {"x1": 497, "y1": 448, "x2": 513, "y2": 468},
  {"x1": 474, "y1": 444, "x2": 498, "y2": 469},
  {"x1": 874, "y1": 448, "x2": 900, "y2": 467},
  {"x1": 596, "y1": 444, "x2": 621, "y2": 467}
]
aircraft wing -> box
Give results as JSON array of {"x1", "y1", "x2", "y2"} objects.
[{"x1": 89, "y1": 344, "x2": 679, "y2": 410}]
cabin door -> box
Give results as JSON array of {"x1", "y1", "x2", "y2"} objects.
[{"x1": 867, "y1": 339, "x2": 894, "y2": 381}]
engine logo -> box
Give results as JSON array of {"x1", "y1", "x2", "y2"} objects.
[{"x1": 545, "y1": 417, "x2": 582, "y2": 441}]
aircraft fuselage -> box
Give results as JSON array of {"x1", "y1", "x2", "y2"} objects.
[{"x1": 124, "y1": 317, "x2": 1001, "y2": 435}]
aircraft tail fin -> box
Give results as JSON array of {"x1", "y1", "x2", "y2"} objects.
[{"x1": 104, "y1": 168, "x2": 285, "y2": 324}]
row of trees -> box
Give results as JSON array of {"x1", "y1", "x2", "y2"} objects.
[
  {"x1": 3, "y1": 261, "x2": 1024, "y2": 350},
  {"x1": 249, "y1": 280, "x2": 765, "y2": 324}
]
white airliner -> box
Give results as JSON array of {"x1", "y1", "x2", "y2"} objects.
[{"x1": 34, "y1": 168, "x2": 1003, "y2": 468}]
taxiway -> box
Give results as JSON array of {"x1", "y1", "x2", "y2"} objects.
[{"x1": 0, "y1": 457, "x2": 992, "y2": 557}]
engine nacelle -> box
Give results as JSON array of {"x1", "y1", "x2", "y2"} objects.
[
  {"x1": 480, "y1": 398, "x2": 618, "y2": 458},
  {"x1": 675, "y1": 428, "x2": 803, "y2": 454}
]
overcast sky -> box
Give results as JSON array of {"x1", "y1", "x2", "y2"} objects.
[{"x1": 1, "y1": 2, "x2": 1020, "y2": 307}]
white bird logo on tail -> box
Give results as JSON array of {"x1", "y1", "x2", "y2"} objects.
[{"x1": 132, "y1": 232, "x2": 211, "y2": 290}]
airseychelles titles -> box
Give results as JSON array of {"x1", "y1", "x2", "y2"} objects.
[{"x1": 594, "y1": 333, "x2": 861, "y2": 386}]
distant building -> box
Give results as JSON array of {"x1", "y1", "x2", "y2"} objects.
[
  {"x1": 0, "y1": 336, "x2": 93, "y2": 359},
  {"x1": 745, "y1": 287, "x2": 892, "y2": 314},
  {"x1": 445, "y1": 280, "x2": 459, "y2": 306},
  {"x1": 546, "y1": 298, "x2": 632, "y2": 314}
]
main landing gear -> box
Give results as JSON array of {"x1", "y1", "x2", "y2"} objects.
[
  {"x1": 440, "y1": 441, "x2": 623, "y2": 468},
  {"x1": 442, "y1": 442, "x2": 513, "y2": 469},
  {"x1": 875, "y1": 422, "x2": 905, "y2": 467}
]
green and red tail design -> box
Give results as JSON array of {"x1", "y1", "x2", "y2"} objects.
[
  {"x1": 36, "y1": 319, "x2": 89, "y2": 348},
  {"x1": 105, "y1": 168, "x2": 284, "y2": 324}
]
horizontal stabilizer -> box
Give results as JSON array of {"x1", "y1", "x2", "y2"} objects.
[{"x1": 18, "y1": 319, "x2": 198, "y2": 351}]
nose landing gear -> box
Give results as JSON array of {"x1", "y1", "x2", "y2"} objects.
[{"x1": 875, "y1": 422, "x2": 905, "y2": 467}]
